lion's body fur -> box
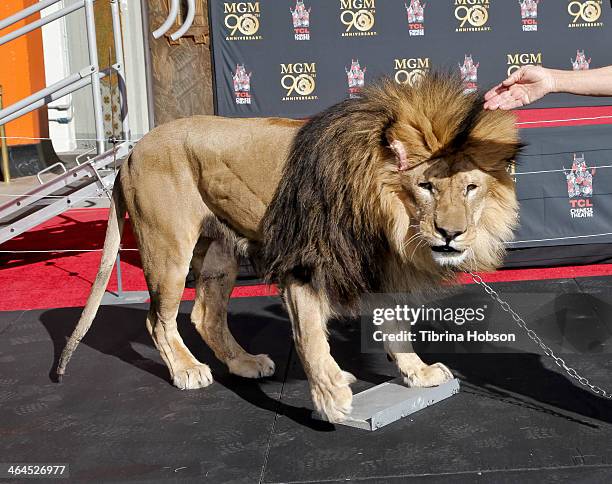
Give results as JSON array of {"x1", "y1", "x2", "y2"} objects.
[{"x1": 59, "y1": 73, "x2": 521, "y2": 422}]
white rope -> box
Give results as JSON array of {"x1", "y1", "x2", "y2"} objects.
[
  {"x1": 3, "y1": 163, "x2": 610, "y2": 200},
  {"x1": 509, "y1": 232, "x2": 612, "y2": 244},
  {"x1": 5, "y1": 234, "x2": 612, "y2": 253},
  {"x1": 514, "y1": 164, "x2": 612, "y2": 176},
  {"x1": 0, "y1": 193, "x2": 108, "y2": 200},
  {"x1": 0, "y1": 112, "x2": 610, "y2": 144},
  {"x1": 516, "y1": 114, "x2": 612, "y2": 126},
  {"x1": 7, "y1": 249, "x2": 138, "y2": 253},
  {"x1": 0, "y1": 135, "x2": 133, "y2": 143},
  {"x1": 0, "y1": 119, "x2": 610, "y2": 251}
]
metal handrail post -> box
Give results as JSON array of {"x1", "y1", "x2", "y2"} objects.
[
  {"x1": 0, "y1": 86, "x2": 10, "y2": 184},
  {"x1": 0, "y1": 0, "x2": 62, "y2": 31},
  {"x1": 139, "y1": 0, "x2": 155, "y2": 128},
  {"x1": 0, "y1": 0, "x2": 85, "y2": 47},
  {"x1": 110, "y1": 0, "x2": 130, "y2": 140},
  {"x1": 0, "y1": 70, "x2": 85, "y2": 123},
  {"x1": 110, "y1": 0, "x2": 129, "y2": 298},
  {"x1": 84, "y1": 0, "x2": 105, "y2": 154},
  {"x1": 115, "y1": 253, "x2": 123, "y2": 296},
  {"x1": 0, "y1": 70, "x2": 108, "y2": 127}
]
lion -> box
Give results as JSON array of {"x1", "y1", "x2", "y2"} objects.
[{"x1": 57, "y1": 73, "x2": 521, "y2": 423}]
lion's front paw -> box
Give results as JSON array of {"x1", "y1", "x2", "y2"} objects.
[
  {"x1": 311, "y1": 367, "x2": 356, "y2": 423},
  {"x1": 227, "y1": 354, "x2": 276, "y2": 379},
  {"x1": 403, "y1": 362, "x2": 453, "y2": 388},
  {"x1": 172, "y1": 363, "x2": 214, "y2": 390}
]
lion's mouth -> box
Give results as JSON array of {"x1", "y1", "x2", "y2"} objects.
[
  {"x1": 430, "y1": 244, "x2": 468, "y2": 266},
  {"x1": 430, "y1": 245, "x2": 462, "y2": 254}
]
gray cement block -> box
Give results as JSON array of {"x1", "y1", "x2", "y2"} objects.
[{"x1": 315, "y1": 378, "x2": 460, "y2": 431}]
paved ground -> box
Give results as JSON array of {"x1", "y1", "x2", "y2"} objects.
[{"x1": 1, "y1": 278, "x2": 612, "y2": 483}]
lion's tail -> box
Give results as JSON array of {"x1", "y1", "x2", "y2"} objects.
[{"x1": 55, "y1": 179, "x2": 126, "y2": 381}]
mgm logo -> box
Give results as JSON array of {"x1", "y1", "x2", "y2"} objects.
[
  {"x1": 280, "y1": 63, "x2": 318, "y2": 101},
  {"x1": 454, "y1": 0, "x2": 491, "y2": 32},
  {"x1": 223, "y1": 2, "x2": 263, "y2": 40},
  {"x1": 340, "y1": 0, "x2": 377, "y2": 37},
  {"x1": 393, "y1": 58, "x2": 430, "y2": 86},
  {"x1": 506, "y1": 52, "x2": 542, "y2": 76},
  {"x1": 567, "y1": 0, "x2": 603, "y2": 28}
]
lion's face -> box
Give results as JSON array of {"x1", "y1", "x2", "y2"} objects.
[{"x1": 400, "y1": 155, "x2": 518, "y2": 271}]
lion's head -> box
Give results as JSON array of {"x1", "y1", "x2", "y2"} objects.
[
  {"x1": 392, "y1": 151, "x2": 518, "y2": 272},
  {"x1": 399, "y1": 157, "x2": 517, "y2": 270},
  {"x1": 382, "y1": 74, "x2": 520, "y2": 274},
  {"x1": 262, "y1": 72, "x2": 521, "y2": 305}
]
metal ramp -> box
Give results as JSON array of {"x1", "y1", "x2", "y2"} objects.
[
  {"x1": 0, "y1": 0, "x2": 132, "y2": 231},
  {"x1": 0, "y1": 142, "x2": 131, "y2": 245}
]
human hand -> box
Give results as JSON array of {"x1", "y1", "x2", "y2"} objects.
[{"x1": 483, "y1": 65, "x2": 556, "y2": 110}]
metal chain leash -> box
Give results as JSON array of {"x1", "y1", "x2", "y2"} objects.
[{"x1": 469, "y1": 272, "x2": 612, "y2": 400}]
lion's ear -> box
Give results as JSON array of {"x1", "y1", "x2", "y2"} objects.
[
  {"x1": 388, "y1": 139, "x2": 409, "y2": 171},
  {"x1": 464, "y1": 140, "x2": 524, "y2": 172}
]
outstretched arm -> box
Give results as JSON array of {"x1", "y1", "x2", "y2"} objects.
[
  {"x1": 553, "y1": 66, "x2": 612, "y2": 97},
  {"x1": 484, "y1": 65, "x2": 612, "y2": 110}
]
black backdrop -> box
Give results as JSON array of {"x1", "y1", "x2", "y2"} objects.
[
  {"x1": 210, "y1": 0, "x2": 612, "y2": 117},
  {"x1": 209, "y1": 0, "x2": 612, "y2": 265}
]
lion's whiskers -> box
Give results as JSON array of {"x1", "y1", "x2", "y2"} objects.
[
  {"x1": 409, "y1": 237, "x2": 427, "y2": 262},
  {"x1": 403, "y1": 231, "x2": 423, "y2": 249}
]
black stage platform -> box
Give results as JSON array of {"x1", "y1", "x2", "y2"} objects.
[{"x1": 1, "y1": 277, "x2": 612, "y2": 483}]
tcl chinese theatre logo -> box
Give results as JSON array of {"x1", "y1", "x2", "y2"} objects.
[
  {"x1": 506, "y1": 52, "x2": 542, "y2": 76},
  {"x1": 232, "y1": 64, "x2": 252, "y2": 105},
  {"x1": 454, "y1": 0, "x2": 491, "y2": 32},
  {"x1": 459, "y1": 54, "x2": 478, "y2": 93},
  {"x1": 519, "y1": 0, "x2": 539, "y2": 31},
  {"x1": 405, "y1": 0, "x2": 425, "y2": 36},
  {"x1": 567, "y1": 0, "x2": 603, "y2": 28},
  {"x1": 223, "y1": 2, "x2": 262, "y2": 40},
  {"x1": 571, "y1": 50, "x2": 591, "y2": 70},
  {"x1": 280, "y1": 63, "x2": 318, "y2": 101},
  {"x1": 290, "y1": 0, "x2": 311, "y2": 40},
  {"x1": 394, "y1": 58, "x2": 430, "y2": 86},
  {"x1": 346, "y1": 59, "x2": 366, "y2": 98},
  {"x1": 565, "y1": 154, "x2": 596, "y2": 219},
  {"x1": 340, "y1": 0, "x2": 377, "y2": 37}
]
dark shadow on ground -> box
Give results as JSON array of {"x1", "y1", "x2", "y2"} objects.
[
  {"x1": 39, "y1": 294, "x2": 612, "y2": 432},
  {"x1": 39, "y1": 302, "x2": 335, "y2": 431}
]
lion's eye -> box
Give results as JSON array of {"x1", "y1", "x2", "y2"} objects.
[
  {"x1": 466, "y1": 184, "x2": 478, "y2": 194},
  {"x1": 418, "y1": 182, "x2": 433, "y2": 192}
]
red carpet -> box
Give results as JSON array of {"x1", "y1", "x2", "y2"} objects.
[
  {"x1": 2, "y1": 208, "x2": 612, "y2": 311},
  {"x1": 0, "y1": 208, "x2": 277, "y2": 311}
]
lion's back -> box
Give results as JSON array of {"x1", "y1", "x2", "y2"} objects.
[{"x1": 126, "y1": 115, "x2": 304, "y2": 240}]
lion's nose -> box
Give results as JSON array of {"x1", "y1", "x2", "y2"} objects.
[{"x1": 435, "y1": 224, "x2": 464, "y2": 243}]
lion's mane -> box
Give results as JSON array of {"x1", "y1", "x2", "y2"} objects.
[{"x1": 260, "y1": 72, "x2": 521, "y2": 305}]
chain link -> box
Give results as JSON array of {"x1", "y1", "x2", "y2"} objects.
[{"x1": 469, "y1": 272, "x2": 612, "y2": 400}]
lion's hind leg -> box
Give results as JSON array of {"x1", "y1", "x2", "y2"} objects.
[
  {"x1": 191, "y1": 239, "x2": 275, "y2": 379},
  {"x1": 140, "y1": 235, "x2": 213, "y2": 390}
]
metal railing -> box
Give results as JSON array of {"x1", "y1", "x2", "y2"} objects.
[
  {"x1": 0, "y1": 0, "x2": 131, "y2": 155},
  {"x1": 0, "y1": 1, "x2": 140, "y2": 304}
]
